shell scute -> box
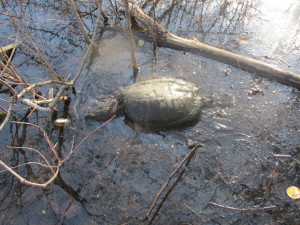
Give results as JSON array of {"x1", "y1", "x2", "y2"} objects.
[{"x1": 122, "y1": 77, "x2": 203, "y2": 127}]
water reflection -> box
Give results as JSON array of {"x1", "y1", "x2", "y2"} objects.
[
  {"x1": 154, "y1": 0, "x2": 257, "y2": 44},
  {"x1": 247, "y1": 0, "x2": 300, "y2": 62}
]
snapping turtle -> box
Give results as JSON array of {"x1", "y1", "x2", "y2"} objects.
[{"x1": 87, "y1": 77, "x2": 203, "y2": 128}]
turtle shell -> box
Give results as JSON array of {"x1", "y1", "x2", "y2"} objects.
[{"x1": 121, "y1": 77, "x2": 203, "y2": 128}]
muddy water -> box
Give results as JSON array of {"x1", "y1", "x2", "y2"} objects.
[{"x1": 0, "y1": 0, "x2": 300, "y2": 224}]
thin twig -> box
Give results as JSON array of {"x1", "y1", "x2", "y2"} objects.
[
  {"x1": 0, "y1": 98, "x2": 14, "y2": 130},
  {"x1": 0, "y1": 35, "x2": 60, "y2": 81},
  {"x1": 208, "y1": 202, "x2": 277, "y2": 211},
  {"x1": 0, "y1": 12, "x2": 22, "y2": 19},
  {"x1": 0, "y1": 41, "x2": 21, "y2": 80},
  {"x1": 19, "y1": 80, "x2": 72, "y2": 112},
  {"x1": 1, "y1": 114, "x2": 115, "y2": 187},
  {"x1": 20, "y1": 99, "x2": 52, "y2": 112},
  {"x1": 0, "y1": 161, "x2": 57, "y2": 173},
  {"x1": 143, "y1": 143, "x2": 203, "y2": 221},
  {"x1": 69, "y1": 0, "x2": 91, "y2": 44},
  {"x1": 148, "y1": 168, "x2": 186, "y2": 225},
  {"x1": 184, "y1": 203, "x2": 207, "y2": 222},
  {"x1": 61, "y1": 115, "x2": 116, "y2": 164},
  {"x1": 7, "y1": 146, "x2": 56, "y2": 174},
  {"x1": 264, "y1": 162, "x2": 279, "y2": 198},
  {"x1": 123, "y1": 0, "x2": 139, "y2": 75},
  {"x1": 11, "y1": 20, "x2": 62, "y2": 80},
  {"x1": 48, "y1": 84, "x2": 69, "y2": 109},
  {"x1": 71, "y1": 0, "x2": 103, "y2": 84},
  {"x1": 0, "y1": 159, "x2": 59, "y2": 188},
  {"x1": 1, "y1": 122, "x2": 59, "y2": 187},
  {"x1": 11, "y1": 121, "x2": 59, "y2": 160},
  {"x1": 0, "y1": 77, "x2": 18, "y2": 96},
  {"x1": 17, "y1": 80, "x2": 73, "y2": 99}
]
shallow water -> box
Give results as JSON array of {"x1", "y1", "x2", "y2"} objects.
[{"x1": 0, "y1": 0, "x2": 300, "y2": 224}]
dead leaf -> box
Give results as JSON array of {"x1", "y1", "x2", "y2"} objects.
[{"x1": 286, "y1": 186, "x2": 300, "y2": 199}]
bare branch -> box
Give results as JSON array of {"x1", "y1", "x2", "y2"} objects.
[
  {"x1": 71, "y1": 0, "x2": 103, "y2": 84},
  {"x1": 0, "y1": 162, "x2": 57, "y2": 173},
  {"x1": 7, "y1": 146, "x2": 56, "y2": 174},
  {"x1": 11, "y1": 122, "x2": 59, "y2": 160},
  {"x1": 0, "y1": 77, "x2": 18, "y2": 96},
  {"x1": 143, "y1": 143, "x2": 203, "y2": 221},
  {"x1": 69, "y1": 0, "x2": 91, "y2": 44},
  {"x1": 0, "y1": 122, "x2": 60, "y2": 187},
  {"x1": 17, "y1": 80, "x2": 73, "y2": 99},
  {"x1": 0, "y1": 0, "x2": 110, "y2": 188},
  {"x1": 0, "y1": 160, "x2": 59, "y2": 188},
  {"x1": 61, "y1": 115, "x2": 116, "y2": 164}
]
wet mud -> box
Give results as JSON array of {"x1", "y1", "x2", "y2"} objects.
[{"x1": 0, "y1": 0, "x2": 300, "y2": 224}]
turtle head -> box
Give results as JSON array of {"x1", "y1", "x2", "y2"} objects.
[{"x1": 86, "y1": 95, "x2": 121, "y2": 121}]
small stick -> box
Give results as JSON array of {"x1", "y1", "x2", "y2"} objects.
[
  {"x1": 208, "y1": 202, "x2": 277, "y2": 211},
  {"x1": 1, "y1": 115, "x2": 115, "y2": 187},
  {"x1": 273, "y1": 154, "x2": 292, "y2": 158},
  {"x1": 264, "y1": 162, "x2": 279, "y2": 198},
  {"x1": 143, "y1": 143, "x2": 203, "y2": 221}
]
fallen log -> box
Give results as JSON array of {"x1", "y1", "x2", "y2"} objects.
[
  {"x1": 160, "y1": 33, "x2": 300, "y2": 89},
  {"x1": 130, "y1": 2, "x2": 300, "y2": 89}
]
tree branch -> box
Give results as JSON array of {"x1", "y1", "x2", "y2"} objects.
[{"x1": 129, "y1": 1, "x2": 300, "y2": 89}]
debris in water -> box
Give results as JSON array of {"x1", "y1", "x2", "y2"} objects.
[{"x1": 286, "y1": 186, "x2": 300, "y2": 199}]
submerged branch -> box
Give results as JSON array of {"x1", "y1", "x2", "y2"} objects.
[{"x1": 143, "y1": 143, "x2": 203, "y2": 222}]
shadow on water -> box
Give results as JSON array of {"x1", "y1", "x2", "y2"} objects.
[{"x1": 1, "y1": 0, "x2": 300, "y2": 224}]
